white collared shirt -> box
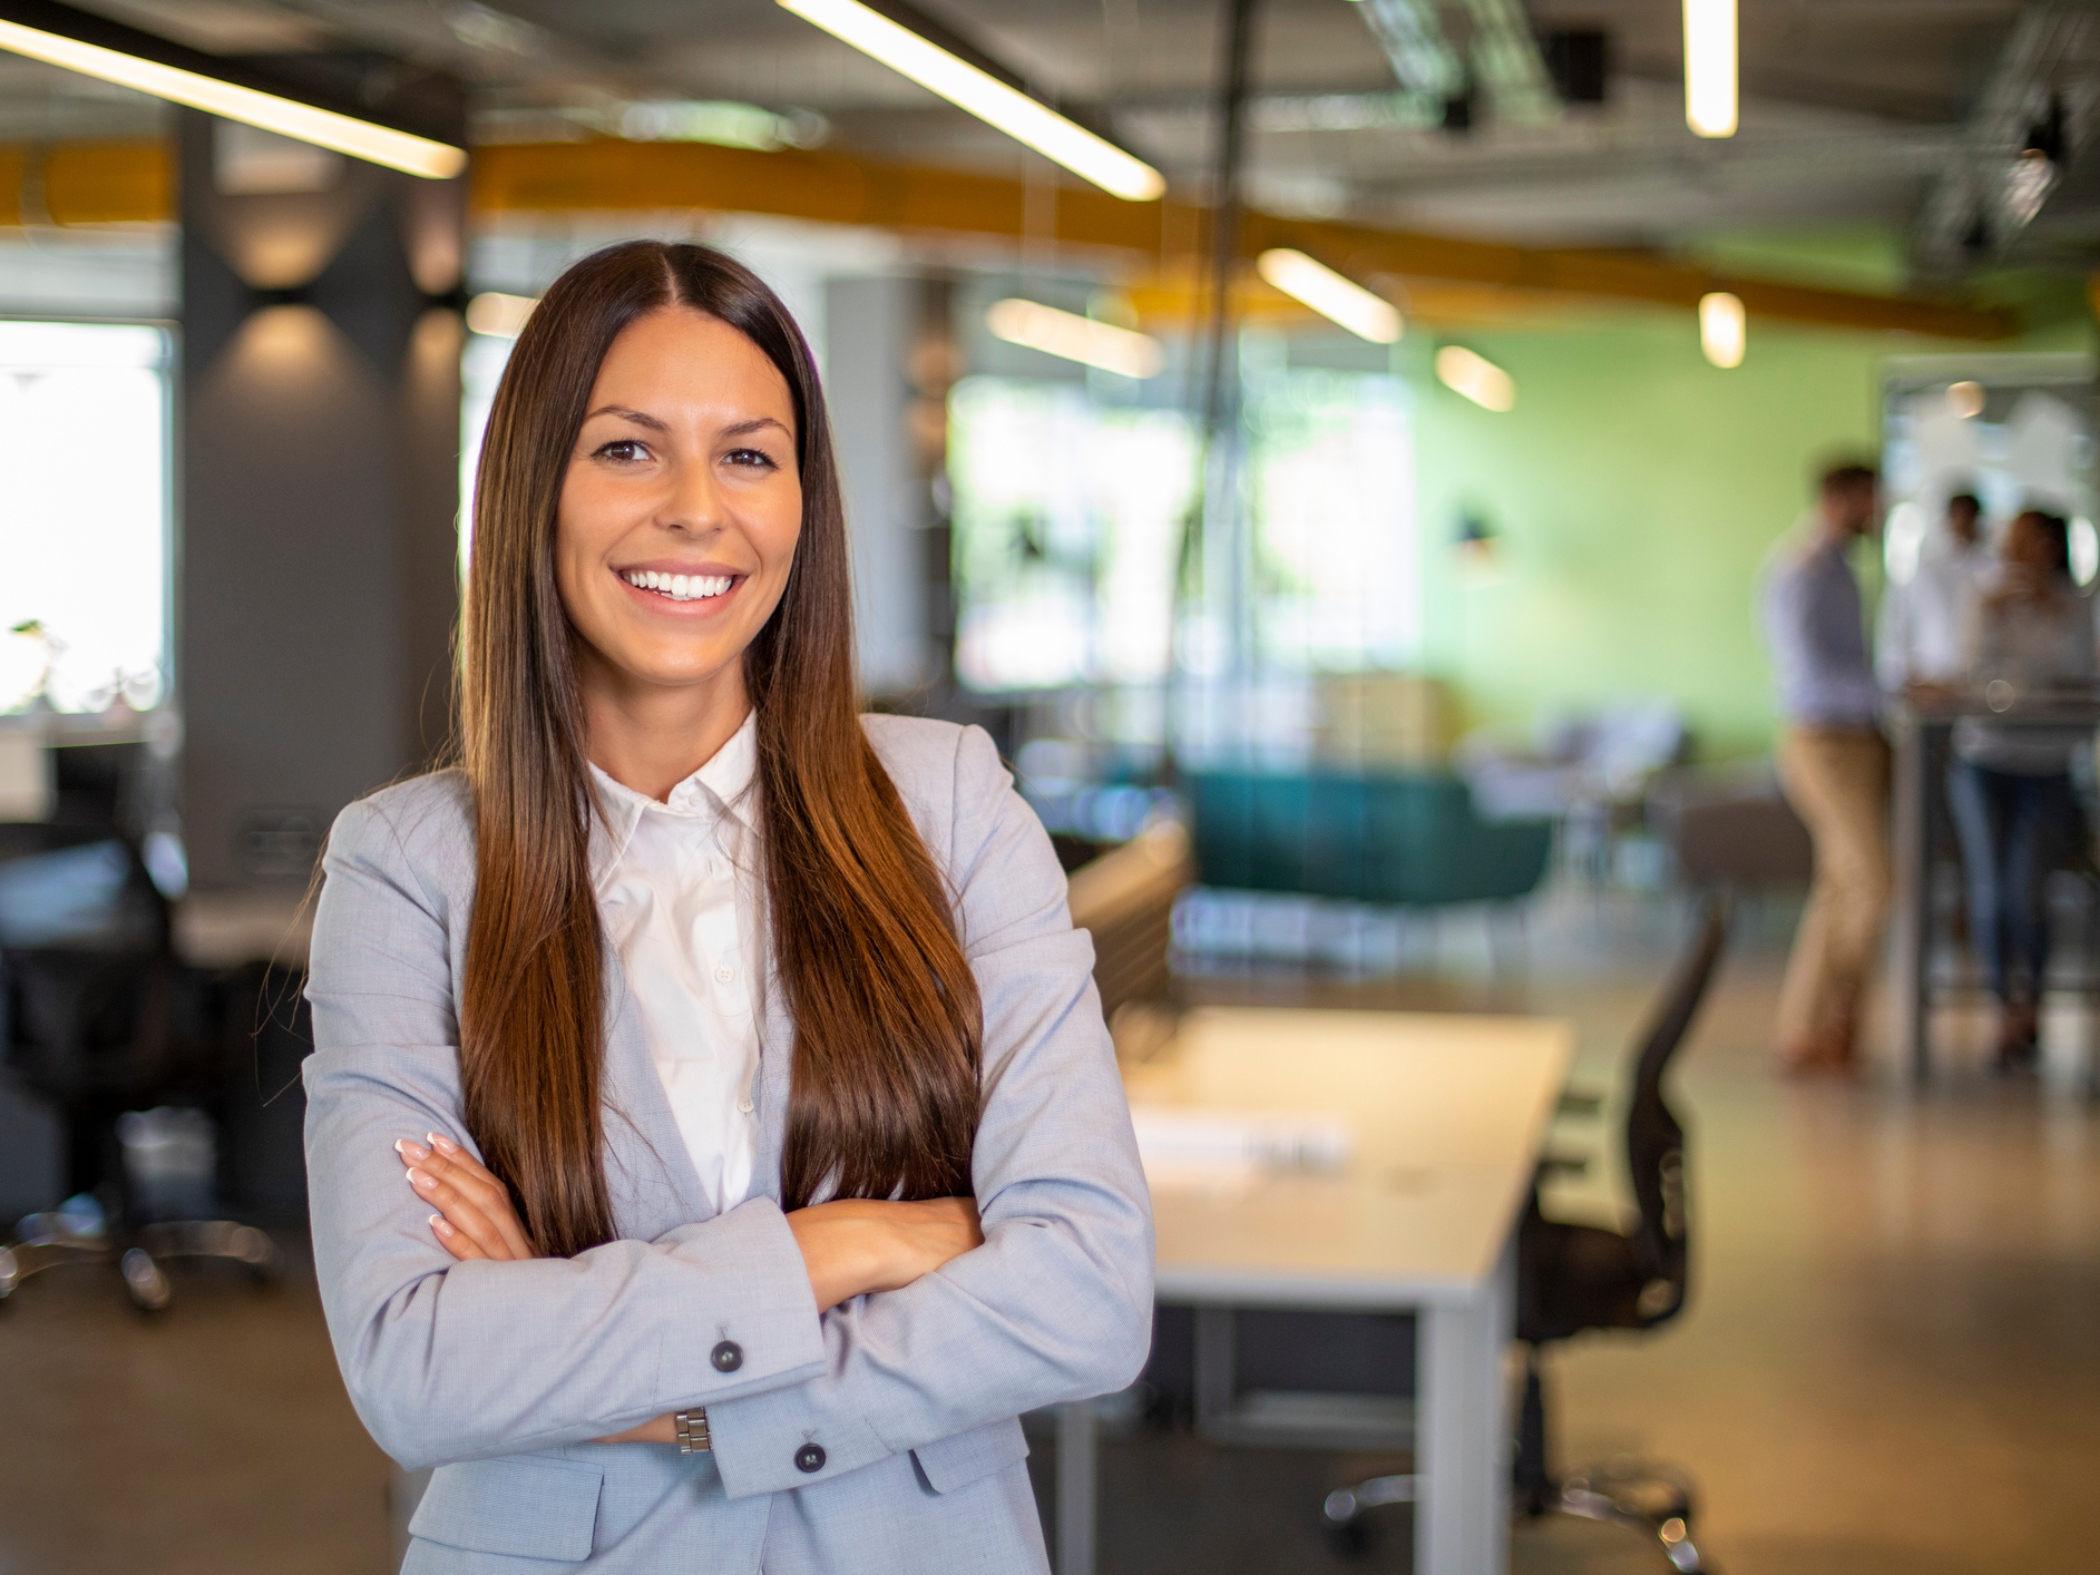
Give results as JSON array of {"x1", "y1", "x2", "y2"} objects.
[{"x1": 588, "y1": 713, "x2": 764, "y2": 1216}]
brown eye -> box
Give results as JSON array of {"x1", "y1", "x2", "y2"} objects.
[
  {"x1": 724, "y1": 448, "x2": 776, "y2": 470},
  {"x1": 595, "y1": 440, "x2": 647, "y2": 463}
]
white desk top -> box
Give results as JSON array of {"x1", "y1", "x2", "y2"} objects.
[{"x1": 1124, "y1": 1007, "x2": 1574, "y2": 1310}]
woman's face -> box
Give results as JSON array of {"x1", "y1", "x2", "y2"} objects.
[{"x1": 554, "y1": 307, "x2": 802, "y2": 701}]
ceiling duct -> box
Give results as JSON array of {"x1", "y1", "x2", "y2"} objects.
[
  {"x1": 1355, "y1": 0, "x2": 1560, "y2": 129},
  {"x1": 1915, "y1": 3, "x2": 2097, "y2": 274}
]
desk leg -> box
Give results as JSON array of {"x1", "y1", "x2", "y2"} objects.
[
  {"x1": 1418, "y1": 1238, "x2": 1515, "y2": 1575},
  {"x1": 1889, "y1": 714, "x2": 1931, "y2": 1081},
  {"x1": 1056, "y1": 1400, "x2": 1097, "y2": 1575}
]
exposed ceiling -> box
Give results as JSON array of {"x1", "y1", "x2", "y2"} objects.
[{"x1": 16, "y1": 0, "x2": 2100, "y2": 281}]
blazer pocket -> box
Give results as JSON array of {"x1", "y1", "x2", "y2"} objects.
[
  {"x1": 409, "y1": 1456, "x2": 605, "y2": 1562},
  {"x1": 910, "y1": 1417, "x2": 1030, "y2": 1495}
]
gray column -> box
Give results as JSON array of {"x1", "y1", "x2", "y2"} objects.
[
  {"x1": 176, "y1": 105, "x2": 465, "y2": 889},
  {"x1": 823, "y1": 274, "x2": 955, "y2": 702}
]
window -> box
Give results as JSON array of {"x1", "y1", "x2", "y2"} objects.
[
  {"x1": 0, "y1": 320, "x2": 171, "y2": 714},
  {"x1": 948, "y1": 377, "x2": 1197, "y2": 692},
  {"x1": 947, "y1": 366, "x2": 1419, "y2": 694}
]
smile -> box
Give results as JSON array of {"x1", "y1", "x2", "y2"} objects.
[{"x1": 620, "y1": 569, "x2": 735, "y2": 603}]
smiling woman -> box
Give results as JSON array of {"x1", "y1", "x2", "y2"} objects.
[{"x1": 301, "y1": 242, "x2": 1153, "y2": 1573}]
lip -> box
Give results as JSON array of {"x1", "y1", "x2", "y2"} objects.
[{"x1": 612, "y1": 561, "x2": 749, "y2": 615}]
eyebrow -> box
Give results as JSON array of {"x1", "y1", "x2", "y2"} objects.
[{"x1": 581, "y1": 407, "x2": 791, "y2": 441}]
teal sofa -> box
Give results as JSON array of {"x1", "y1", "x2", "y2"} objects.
[{"x1": 1183, "y1": 769, "x2": 1554, "y2": 907}]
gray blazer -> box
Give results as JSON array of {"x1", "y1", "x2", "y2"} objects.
[{"x1": 303, "y1": 716, "x2": 1154, "y2": 1574}]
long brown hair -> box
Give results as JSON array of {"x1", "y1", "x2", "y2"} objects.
[{"x1": 458, "y1": 241, "x2": 982, "y2": 1254}]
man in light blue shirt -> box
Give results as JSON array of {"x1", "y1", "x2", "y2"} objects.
[{"x1": 1759, "y1": 462, "x2": 1887, "y2": 1073}]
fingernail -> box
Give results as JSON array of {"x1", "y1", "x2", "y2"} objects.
[
  {"x1": 429, "y1": 1215, "x2": 453, "y2": 1236},
  {"x1": 407, "y1": 1168, "x2": 436, "y2": 1191},
  {"x1": 429, "y1": 1134, "x2": 459, "y2": 1155},
  {"x1": 396, "y1": 1140, "x2": 429, "y2": 1163}
]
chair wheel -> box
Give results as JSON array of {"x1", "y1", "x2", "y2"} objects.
[{"x1": 121, "y1": 1248, "x2": 172, "y2": 1313}]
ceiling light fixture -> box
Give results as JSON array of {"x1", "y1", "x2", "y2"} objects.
[
  {"x1": 1435, "y1": 345, "x2": 1516, "y2": 412},
  {"x1": 1699, "y1": 291, "x2": 1745, "y2": 368},
  {"x1": 1682, "y1": 0, "x2": 1737, "y2": 138},
  {"x1": 0, "y1": 11, "x2": 466, "y2": 178},
  {"x1": 1257, "y1": 249, "x2": 1403, "y2": 343},
  {"x1": 776, "y1": 0, "x2": 1165, "y2": 200},
  {"x1": 986, "y1": 298, "x2": 1162, "y2": 378}
]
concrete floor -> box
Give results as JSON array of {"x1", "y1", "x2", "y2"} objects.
[{"x1": 2, "y1": 891, "x2": 2096, "y2": 1573}]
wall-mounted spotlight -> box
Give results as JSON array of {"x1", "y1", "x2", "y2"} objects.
[
  {"x1": 1436, "y1": 345, "x2": 1516, "y2": 412},
  {"x1": 1682, "y1": 0, "x2": 1737, "y2": 138},
  {"x1": 777, "y1": 0, "x2": 1164, "y2": 200},
  {"x1": 986, "y1": 298, "x2": 1162, "y2": 378},
  {"x1": 0, "y1": 2, "x2": 465, "y2": 178},
  {"x1": 1256, "y1": 249, "x2": 1403, "y2": 343},
  {"x1": 1699, "y1": 291, "x2": 1745, "y2": 368}
]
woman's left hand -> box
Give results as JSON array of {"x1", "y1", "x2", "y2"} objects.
[{"x1": 396, "y1": 1135, "x2": 536, "y2": 1262}]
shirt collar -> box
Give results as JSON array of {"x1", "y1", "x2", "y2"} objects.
[{"x1": 587, "y1": 711, "x2": 760, "y2": 888}]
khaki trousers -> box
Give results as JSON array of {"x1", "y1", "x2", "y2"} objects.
[{"x1": 1775, "y1": 727, "x2": 1892, "y2": 1053}]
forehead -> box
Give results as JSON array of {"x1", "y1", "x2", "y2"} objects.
[{"x1": 591, "y1": 307, "x2": 795, "y2": 416}]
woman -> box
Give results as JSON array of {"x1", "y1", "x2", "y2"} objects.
[
  {"x1": 1947, "y1": 508, "x2": 2097, "y2": 1069},
  {"x1": 303, "y1": 242, "x2": 1153, "y2": 1572}
]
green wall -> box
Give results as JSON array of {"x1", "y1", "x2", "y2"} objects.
[{"x1": 1401, "y1": 310, "x2": 2072, "y2": 761}]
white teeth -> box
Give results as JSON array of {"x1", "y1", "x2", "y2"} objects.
[{"x1": 622, "y1": 569, "x2": 733, "y2": 602}]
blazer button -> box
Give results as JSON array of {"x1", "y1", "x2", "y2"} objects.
[
  {"x1": 795, "y1": 1443, "x2": 826, "y2": 1474},
  {"x1": 711, "y1": 1340, "x2": 744, "y2": 1373}
]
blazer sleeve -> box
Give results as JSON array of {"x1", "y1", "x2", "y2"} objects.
[
  {"x1": 702, "y1": 724, "x2": 1155, "y2": 1500},
  {"x1": 302, "y1": 793, "x2": 826, "y2": 1471}
]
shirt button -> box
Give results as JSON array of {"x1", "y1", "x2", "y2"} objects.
[
  {"x1": 711, "y1": 1340, "x2": 744, "y2": 1373},
  {"x1": 738, "y1": 1098, "x2": 755, "y2": 1115},
  {"x1": 714, "y1": 964, "x2": 735, "y2": 984},
  {"x1": 795, "y1": 1443, "x2": 826, "y2": 1474}
]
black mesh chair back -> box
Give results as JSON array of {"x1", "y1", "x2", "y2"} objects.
[{"x1": 1622, "y1": 896, "x2": 1729, "y2": 1327}]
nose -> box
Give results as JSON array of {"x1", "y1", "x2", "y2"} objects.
[{"x1": 658, "y1": 451, "x2": 725, "y2": 536}]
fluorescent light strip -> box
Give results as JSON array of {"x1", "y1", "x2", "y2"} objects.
[
  {"x1": 1435, "y1": 345, "x2": 1515, "y2": 412},
  {"x1": 1699, "y1": 291, "x2": 1745, "y2": 368},
  {"x1": 986, "y1": 298, "x2": 1161, "y2": 378},
  {"x1": 0, "y1": 18, "x2": 467, "y2": 179},
  {"x1": 1683, "y1": 0, "x2": 1737, "y2": 138},
  {"x1": 1256, "y1": 248, "x2": 1403, "y2": 344},
  {"x1": 778, "y1": 0, "x2": 1164, "y2": 201}
]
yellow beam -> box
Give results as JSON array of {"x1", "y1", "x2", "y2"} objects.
[
  {"x1": 474, "y1": 139, "x2": 2015, "y2": 342},
  {"x1": 2, "y1": 135, "x2": 2017, "y2": 341},
  {"x1": 0, "y1": 139, "x2": 171, "y2": 228}
]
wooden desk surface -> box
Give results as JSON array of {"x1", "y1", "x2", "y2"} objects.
[{"x1": 1124, "y1": 1007, "x2": 1574, "y2": 1309}]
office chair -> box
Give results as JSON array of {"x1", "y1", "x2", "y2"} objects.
[
  {"x1": 1322, "y1": 897, "x2": 1727, "y2": 1572},
  {"x1": 0, "y1": 837, "x2": 280, "y2": 1312}
]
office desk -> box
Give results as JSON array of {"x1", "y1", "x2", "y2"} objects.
[
  {"x1": 1058, "y1": 1007, "x2": 1573, "y2": 1575},
  {"x1": 1888, "y1": 691, "x2": 2100, "y2": 1079}
]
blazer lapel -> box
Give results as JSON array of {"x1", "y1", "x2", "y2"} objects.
[{"x1": 597, "y1": 944, "x2": 715, "y2": 1235}]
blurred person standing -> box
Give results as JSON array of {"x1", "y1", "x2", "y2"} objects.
[
  {"x1": 1947, "y1": 509, "x2": 2096, "y2": 1069},
  {"x1": 1878, "y1": 490, "x2": 1988, "y2": 692},
  {"x1": 1760, "y1": 462, "x2": 1887, "y2": 1074}
]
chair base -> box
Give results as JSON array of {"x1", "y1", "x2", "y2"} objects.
[
  {"x1": 0, "y1": 1212, "x2": 280, "y2": 1313},
  {"x1": 1535, "y1": 1460, "x2": 1709, "y2": 1573}
]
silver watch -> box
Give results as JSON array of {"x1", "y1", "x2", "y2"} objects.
[{"x1": 674, "y1": 1409, "x2": 711, "y2": 1454}]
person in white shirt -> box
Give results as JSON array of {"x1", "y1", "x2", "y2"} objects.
[
  {"x1": 1878, "y1": 491, "x2": 1988, "y2": 692},
  {"x1": 1946, "y1": 509, "x2": 2098, "y2": 1068}
]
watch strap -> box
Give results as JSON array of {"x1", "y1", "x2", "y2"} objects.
[{"x1": 674, "y1": 1409, "x2": 711, "y2": 1454}]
